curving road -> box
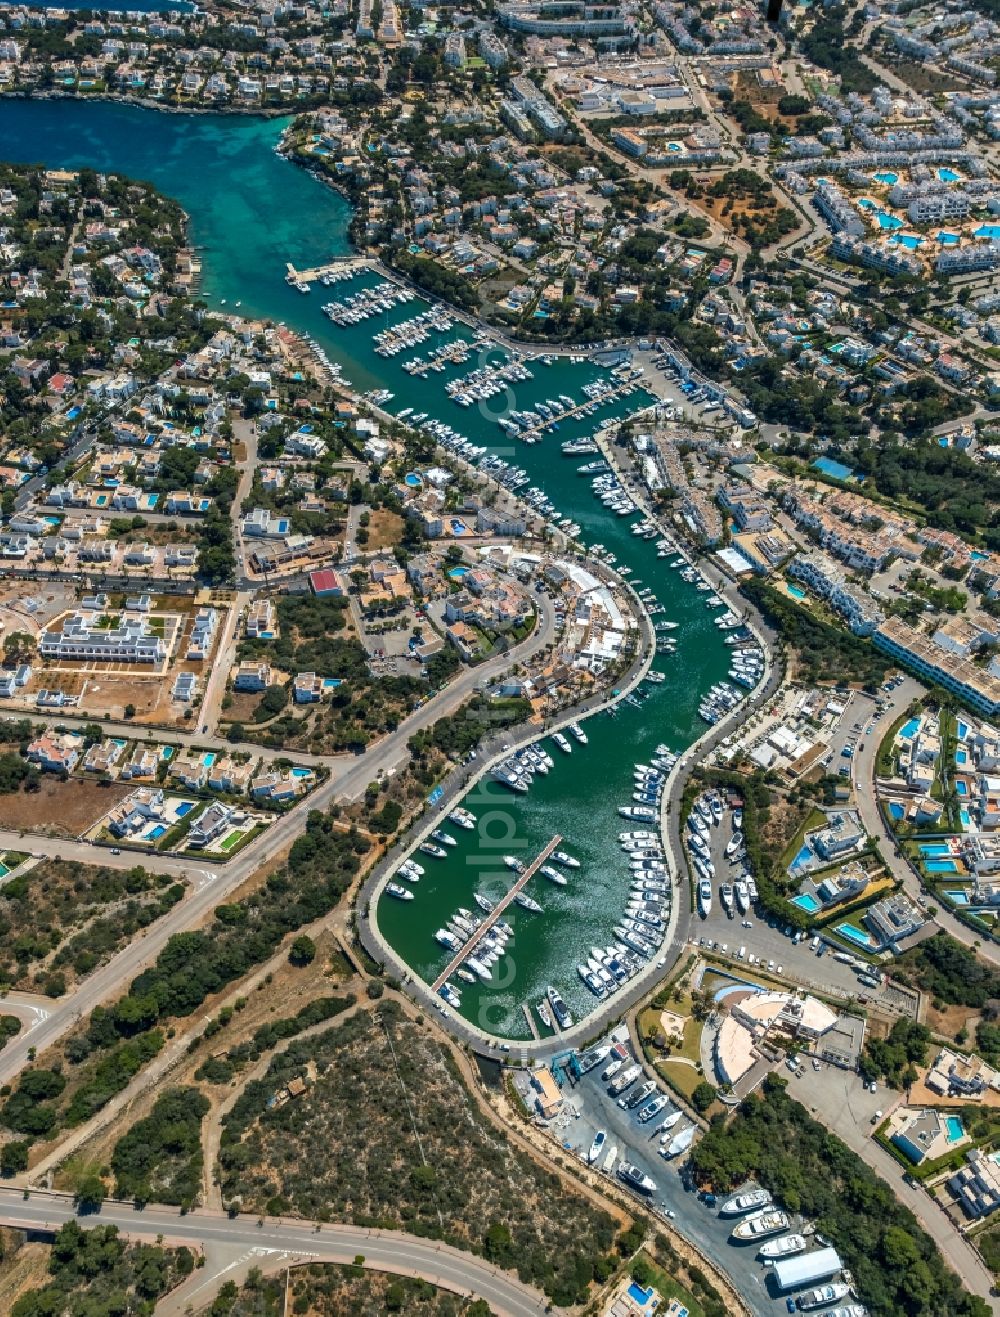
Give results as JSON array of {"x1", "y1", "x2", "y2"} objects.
[
  {"x1": 0, "y1": 598, "x2": 555, "y2": 1089},
  {"x1": 0, "y1": 1188, "x2": 548, "y2": 1317}
]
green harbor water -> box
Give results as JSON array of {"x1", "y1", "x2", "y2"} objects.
[{"x1": 0, "y1": 100, "x2": 735, "y2": 1039}]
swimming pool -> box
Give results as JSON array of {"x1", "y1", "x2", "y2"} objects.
[
  {"x1": 939, "y1": 168, "x2": 961, "y2": 183},
  {"x1": 958, "y1": 720, "x2": 970, "y2": 738},
  {"x1": 893, "y1": 234, "x2": 922, "y2": 250},
  {"x1": 0, "y1": 864, "x2": 8, "y2": 881},
  {"x1": 899, "y1": 717, "x2": 920, "y2": 739},
  {"x1": 873, "y1": 170, "x2": 898, "y2": 184},
  {"x1": 202, "y1": 752, "x2": 216, "y2": 767},
  {"x1": 888, "y1": 802, "x2": 905, "y2": 821},
  {"x1": 176, "y1": 802, "x2": 195, "y2": 817},
  {"x1": 956, "y1": 781, "x2": 967, "y2": 797},
  {"x1": 812, "y1": 456, "x2": 857, "y2": 482},
  {"x1": 790, "y1": 842, "x2": 815, "y2": 874},
  {"x1": 792, "y1": 892, "x2": 820, "y2": 912},
  {"x1": 920, "y1": 844, "x2": 951, "y2": 857},
  {"x1": 450, "y1": 518, "x2": 469, "y2": 535},
  {"x1": 146, "y1": 825, "x2": 166, "y2": 840},
  {"x1": 448, "y1": 566, "x2": 470, "y2": 580},
  {"x1": 937, "y1": 231, "x2": 960, "y2": 246},
  {"x1": 786, "y1": 583, "x2": 806, "y2": 600},
  {"x1": 837, "y1": 922, "x2": 873, "y2": 949},
  {"x1": 947, "y1": 889, "x2": 970, "y2": 905},
  {"x1": 291, "y1": 767, "x2": 313, "y2": 778},
  {"x1": 961, "y1": 809, "x2": 972, "y2": 829},
  {"x1": 926, "y1": 860, "x2": 959, "y2": 874},
  {"x1": 975, "y1": 225, "x2": 1000, "y2": 240},
  {"x1": 160, "y1": 746, "x2": 174, "y2": 760},
  {"x1": 946, "y1": 1115, "x2": 965, "y2": 1142},
  {"x1": 956, "y1": 749, "x2": 968, "y2": 765},
  {"x1": 404, "y1": 472, "x2": 423, "y2": 488}
]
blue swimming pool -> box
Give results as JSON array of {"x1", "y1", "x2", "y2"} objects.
[
  {"x1": 958, "y1": 720, "x2": 970, "y2": 738},
  {"x1": 956, "y1": 749, "x2": 968, "y2": 765},
  {"x1": 873, "y1": 170, "x2": 898, "y2": 184},
  {"x1": 920, "y1": 844, "x2": 951, "y2": 857},
  {"x1": 893, "y1": 234, "x2": 923, "y2": 250},
  {"x1": 449, "y1": 566, "x2": 470, "y2": 580},
  {"x1": 66, "y1": 406, "x2": 81, "y2": 420},
  {"x1": 939, "y1": 168, "x2": 961, "y2": 183},
  {"x1": 975, "y1": 225, "x2": 1000, "y2": 240},
  {"x1": 147, "y1": 824, "x2": 166, "y2": 840},
  {"x1": 786, "y1": 583, "x2": 806, "y2": 600},
  {"x1": 947, "y1": 1115, "x2": 965, "y2": 1141},
  {"x1": 961, "y1": 809, "x2": 972, "y2": 829},
  {"x1": 628, "y1": 1283, "x2": 654, "y2": 1307},
  {"x1": 202, "y1": 752, "x2": 216, "y2": 767},
  {"x1": 291, "y1": 767, "x2": 312, "y2": 778},
  {"x1": 404, "y1": 472, "x2": 423, "y2": 488},
  {"x1": 790, "y1": 842, "x2": 814, "y2": 873},
  {"x1": 837, "y1": 922, "x2": 873, "y2": 949},
  {"x1": 176, "y1": 802, "x2": 194, "y2": 817},
  {"x1": 792, "y1": 892, "x2": 821, "y2": 912},
  {"x1": 812, "y1": 457, "x2": 857, "y2": 482},
  {"x1": 956, "y1": 781, "x2": 967, "y2": 796},
  {"x1": 450, "y1": 518, "x2": 469, "y2": 535},
  {"x1": 937, "y1": 231, "x2": 960, "y2": 246},
  {"x1": 160, "y1": 746, "x2": 174, "y2": 760},
  {"x1": 899, "y1": 717, "x2": 920, "y2": 739},
  {"x1": 947, "y1": 889, "x2": 970, "y2": 905},
  {"x1": 888, "y1": 802, "x2": 905, "y2": 821},
  {"x1": 926, "y1": 860, "x2": 959, "y2": 874}
]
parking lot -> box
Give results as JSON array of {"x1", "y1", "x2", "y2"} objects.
[
  {"x1": 688, "y1": 794, "x2": 874, "y2": 1003},
  {"x1": 545, "y1": 1041, "x2": 833, "y2": 1317}
]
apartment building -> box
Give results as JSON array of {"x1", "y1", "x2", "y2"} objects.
[
  {"x1": 40, "y1": 610, "x2": 166, "y2": 663},
  {"x1": 873, "y1": 616, "x2": 1000, "y2": 716}
]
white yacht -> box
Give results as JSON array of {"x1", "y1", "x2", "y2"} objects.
[{"x1": 698, "y1": 879, "x2": 713, "y2": 917}]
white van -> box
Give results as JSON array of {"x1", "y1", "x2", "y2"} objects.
[{"x1": 810, "y1": 935, "x2": 821, "y2": 952}]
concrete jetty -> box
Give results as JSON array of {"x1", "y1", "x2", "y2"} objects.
[{"x1": 431, "y1": 834, "x2": 562, "y2": 992}]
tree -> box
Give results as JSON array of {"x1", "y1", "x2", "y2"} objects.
[
  {"x1": 288, "y1": 935, "x2": 316, "y2": 967},
  {"x1": 73, "y1": 1170, "x2": 106, "y2": 1211},
  {"x1": 692, "y1": 1081, "x2": 717, "y2": 1114}
]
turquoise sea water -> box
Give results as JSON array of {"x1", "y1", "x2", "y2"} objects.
[{"x1": 0, "y1": 100, "x2": 736, "y2": 1038}]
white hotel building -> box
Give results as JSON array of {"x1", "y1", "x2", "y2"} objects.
[{"x1": 40, "y1": 611, "x2": 167, "y2": 664}]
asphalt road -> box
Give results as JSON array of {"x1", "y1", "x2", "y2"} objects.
[
  {"x1": 0, "y1": 599, "x2": 555, "y2": 1088},
  {"x1": 0, "y1": 1190, "x2": 548, "y2": 1317},
  {"x1": 560, "y1": 1067, "x2": 787, "y2": 1317},
  {"x1": 794, "y1": 1065, "x2": 1000, "y2": 1314}
]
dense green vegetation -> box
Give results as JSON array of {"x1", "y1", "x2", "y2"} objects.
[
  {"x1": 219, "y1": 1002, "x2": 617, "y2": 1306},
  {"x1": 389, "y1": 251, "x2": 479, "y2": 311},
  {"x1": 10, "y1": 1220, "x2": 194, "y2": 1317},
  {"x1": 799, "y1": 9, "x2": 877, "y2": 94},
  {"x1": 861, "y1": 1018, "x2": 931, "y2": 1087},
  {"x1": 691, "y1": 1076, "x2": 988, "y2": 1317},
  {"x1": 408, "y1": 695, "x2": 532, "y2": 763},
  {"x1": 0, "y1": 1015, "x2": 21, "y2": 1052},
  {"x1": 111, "y1": 1086, "x2": 209, "y2": 1207},
  {"x1": 853, "y1": 436, "x2": 1000, "y2": 544},
  {"x1": 205, "y1": 1264, "x2": 494, "y2": 1317},
  {"x1": 893, "y1": 932, "x2": 1000, "y2": 1009},
  {"x1": 741, "y1": 578, "x2": 889, "y2": 690},
  {"x1": 0, "y1": 752, "x2": 38, "y2": 795}
]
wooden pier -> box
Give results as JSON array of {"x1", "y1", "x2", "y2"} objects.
[
  {"x1": 431, "y1": 834, "x2": 562, "y2": 992},
  {"x1": 521, "y1": 1003, "x2": 540, "y2": 1040}
]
